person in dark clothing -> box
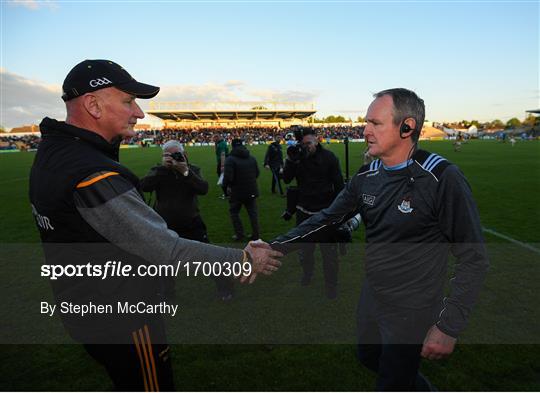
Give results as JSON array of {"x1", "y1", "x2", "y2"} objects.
[
  {"x1": 214, "y1": 134, "x2": 229, "y2": 198},
  {"x1": 270, "y1": 88, "x2": 489, "y2": 391},
  {"x1": 140, "y1": 140, "x2": 234, "y2": 301},
  {"x1": 141, "y1": 140, "x2": 208, "y2": 235},
  {"x1": 282, "y1": 129, "x2": 344, "y2": 299},
  {"x1": 29, "y1": 59, "x2": 282, "y2": 391},
  {"x1": 264, "y1": 135, "x2": 284, "y2": 195},
  {"x1": 223, "y1": 139, "x2": 260, "y2": 241}
]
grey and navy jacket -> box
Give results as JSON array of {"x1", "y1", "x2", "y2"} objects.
[
  {"x1": 272, "y1": 149, "x2": 489, "y2": 338},
  {"x1": 29, "y1": 118, "x2": 243, "y2": 341}
]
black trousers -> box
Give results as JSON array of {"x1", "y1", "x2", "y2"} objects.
[
  {"x1": 229, "y1": 197, "x2": 259, "y2": 239},
  {"x1": 84, "y1": 323, "x2": 174, "y2": 391},
  {"x1": 296, "y1": 210, "x2": 338, "y2": 289},
  {"x1": 356, "y1": 280, "x2": 440, "y2": 391},
  {"x1": 169, "y1": 216, "x2": 234, "y2": 297},
  {"x1": 269, "y1": 166, "x2": 283, "y2": 195}
]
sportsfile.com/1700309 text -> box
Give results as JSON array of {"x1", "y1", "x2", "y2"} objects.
[{"x1": 40, "y1": 260, "x2": 252, "y2": 280}]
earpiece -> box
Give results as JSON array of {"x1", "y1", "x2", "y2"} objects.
[{"x1": 400, "y1": 122, "x2": 412, "y2": 135}]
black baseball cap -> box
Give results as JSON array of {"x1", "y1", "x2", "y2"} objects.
[{"x1": 62, "y1": 59, "x2": 160, "y2": 102}]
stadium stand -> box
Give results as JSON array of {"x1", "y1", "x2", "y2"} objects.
[{"x1": 146, "y1": 101, "x2": 316, "y2": 128}]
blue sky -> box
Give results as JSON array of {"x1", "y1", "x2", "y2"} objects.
[{"x1": 1, "y1": 0, "x2": 538, "y2": 128}]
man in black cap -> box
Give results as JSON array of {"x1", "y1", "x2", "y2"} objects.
[
  {"x1": 223, "y1": 138, "x2": 260, "y2": 241},
  {"x1": 29, "y1": 59, "x2": 282, "y2": 391}
]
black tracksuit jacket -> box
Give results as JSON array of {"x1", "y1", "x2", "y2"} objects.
[
  {"x1": 223, "y1": 145, "x2": 259, "y2": 201},
  {"x1": 29, "y1": 118, "x2": 243, "y2": 342},
  {"x1": 272, "y1": 149, "x2": 489, "y2": 338}
]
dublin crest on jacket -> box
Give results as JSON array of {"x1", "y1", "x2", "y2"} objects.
[{"x1": 398, "y1": 199, "x2": 413, "y2": 214}]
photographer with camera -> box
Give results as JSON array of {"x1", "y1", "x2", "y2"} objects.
[
  {"x1": 282, "y1": 127, "x2": 344, "y2": 299},
  {"x1": 141, "y1": 140, "x2": 234, "y2": 301}
]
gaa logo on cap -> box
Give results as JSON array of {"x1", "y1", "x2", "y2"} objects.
[
  {"x1": 89, "y1": 77, "x2": 112, "y2": 88},
  {"x1": 62, "y1": 59, "x2": 160, "y2": 101}
]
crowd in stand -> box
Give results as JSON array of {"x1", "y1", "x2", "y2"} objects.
[
  {"x1": 0, "y1": 134, "x2": 41, "y2": 150},
  {"x1": 0, "y1": 125, "x2": 363, "y2": 150},
  {"x1": 123, "y1": 125, "x2": 365, "y2": 146},
  {"x1": 2, "y1": 123, "x2": 538, "y2": 150}
]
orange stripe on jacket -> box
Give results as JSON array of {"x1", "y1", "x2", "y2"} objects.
[
  {"x1": 138, "y1": 329, "x2": 156, "y2": 392},
  {"x1": 76, "y1": 172, "x2": 119, "y2": 189}
]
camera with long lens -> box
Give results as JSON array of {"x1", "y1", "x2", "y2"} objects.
[
  {"x1": 286, "y1": 144, "x2": 305, "y2": 162},
  {"x1": 292, "y1": 126, "x2": 306, "y2": 141},
  {"x1": 286, "y1": 126, "x2": 313, "y2": 162},
  {"x1": 170, "y1": 152, "x2": 185, "y2": 162}
]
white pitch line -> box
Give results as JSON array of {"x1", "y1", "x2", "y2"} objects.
[{"x1": 482, "y1": 227, "x2": 540, "y2": 255}]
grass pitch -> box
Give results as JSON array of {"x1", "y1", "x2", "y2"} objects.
[{"x1": 0, "y1": 139, "x2": 539, "y2": 391}]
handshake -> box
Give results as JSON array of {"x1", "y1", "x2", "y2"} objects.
[{"x1": 240, "y1": 240, "x2": 283, "y2": 284}]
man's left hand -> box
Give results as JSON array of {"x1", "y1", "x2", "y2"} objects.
[{"x1": 421, "y1": 325, "x2": 456, "y2": 360}]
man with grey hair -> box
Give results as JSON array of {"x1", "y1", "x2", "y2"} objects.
[
  {"x1": 141, "y1": 140, "x2": 235, "y2": 301},
  {"x1": 270, "y1": 88, "x2": 488, "y2": 390},
  {"x1": 29, "y1": 59, "x2": 281, "y2": 391}
]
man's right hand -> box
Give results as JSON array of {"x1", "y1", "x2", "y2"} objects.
[{"x1": 241, "y1": 240, "x2": 283, "y2": 284}]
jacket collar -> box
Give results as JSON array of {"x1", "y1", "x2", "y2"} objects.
[{"x1": 39, "y1": 117, "x2": 121, "y2": 160}]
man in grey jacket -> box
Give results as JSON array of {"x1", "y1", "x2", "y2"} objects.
[{"x1": 271, "y1": 88, "x2": 489, "y2": 390}]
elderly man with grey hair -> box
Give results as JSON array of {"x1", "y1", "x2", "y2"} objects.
[{"x1": 141, "y1": 140, "x2": 235, "y2": 301}]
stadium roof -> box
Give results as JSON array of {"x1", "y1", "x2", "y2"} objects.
[
  {"x1": 146, "y1": 101, "x2": 316, "y2": 122},
  {"x1": 526, "y1": 109, "x2": 540, "y2": 115}
]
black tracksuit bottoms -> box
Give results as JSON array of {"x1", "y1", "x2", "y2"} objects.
[{"x1": 356, "y1": 280, "x2": 441, "y2": 391}]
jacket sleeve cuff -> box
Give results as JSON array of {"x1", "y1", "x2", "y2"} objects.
[{"x1": 435, "y1": 321, "x2": 459, "y2": 339}]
